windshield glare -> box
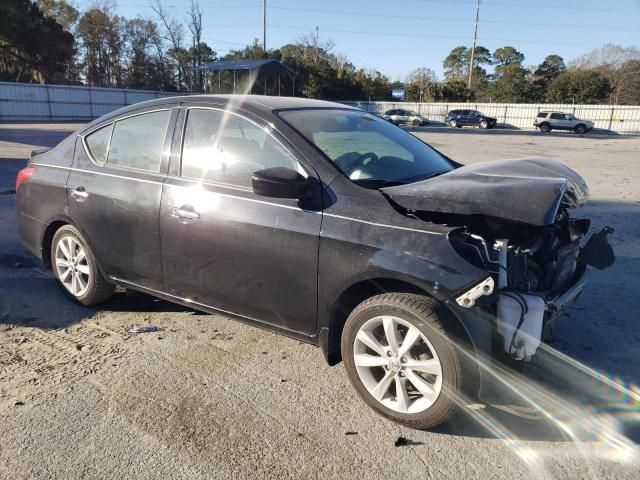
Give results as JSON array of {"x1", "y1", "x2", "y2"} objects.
[{"x1": 278, "y1": 109, "x2": 453, "y2": 186}]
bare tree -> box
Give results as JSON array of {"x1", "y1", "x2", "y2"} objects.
[
  {"x1": 187, "y1": 0, "x2": 203, "y2": 91},
  {"x1": 570, "y1": 44, "x2": 640, "y2": 104},
  {"x1": 149, "y1": 0, "x2": 189, "y2": 90}
]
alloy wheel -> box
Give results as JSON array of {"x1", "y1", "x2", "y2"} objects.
[
  {"x1": 55, "y1": 235, "x2": 90, "y2": 297},
  {"x1": 353, "y1": 315, "x2": 443, "y2": 414}
]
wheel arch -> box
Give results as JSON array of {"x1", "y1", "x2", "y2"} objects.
[
  {"x1": 322, "y1": 277, "x2": 476, "y2": 375},
  {"x1": 41, "y1": 216, "x2": 106, "y2": 279}
]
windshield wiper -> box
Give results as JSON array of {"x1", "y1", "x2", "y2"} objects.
[
  {"x1": 398, "y1": 170, "x2": 450, "y2": 184},
  {"x1": 353, "y1": 178, "x2": 408, "y2": 188}
]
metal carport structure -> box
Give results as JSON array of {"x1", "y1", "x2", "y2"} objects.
[{"x1": 197, "y1": 59, "x2": 297, "y2": 96}]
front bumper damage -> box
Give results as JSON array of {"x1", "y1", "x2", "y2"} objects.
[{"x1": 451, "y1": 226, "x2": 614, "y2": 362}]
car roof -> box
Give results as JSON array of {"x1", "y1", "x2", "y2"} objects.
[{"x1": 81, "y1": 95, "x2": 358, "y2": 133}]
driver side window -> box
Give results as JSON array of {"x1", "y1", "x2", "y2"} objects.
[{"x1": 181, "y1": 108, "x2": 299, "y2": 188}]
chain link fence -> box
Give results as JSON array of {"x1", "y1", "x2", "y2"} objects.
[{"x1": 341, "y1": 101, "x2": 640, "y2": 135}]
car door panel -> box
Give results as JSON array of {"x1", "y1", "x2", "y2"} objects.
[
  {"x1": 67, "y1": 108, "x2": 177, "y2": 289},
  {"x1": 160, "y1": 107, "x2": 322, "y2": 334}
]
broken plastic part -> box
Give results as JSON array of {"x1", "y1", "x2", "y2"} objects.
[
  {"x1": 579, "y1": 226, "x2": 615, "y2": 270},
  {"x1": 455, "y1": 276, "x2": 495, "y2": 308}
]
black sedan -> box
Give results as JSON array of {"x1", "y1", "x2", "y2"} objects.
[
  {"x1": 15, "y1": 95, "x2": 612, "y2": 429},
  {"x1": 445, "y1": 109, "x2": 497, "y2": 129}
]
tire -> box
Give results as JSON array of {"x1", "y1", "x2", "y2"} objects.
[
  {"x1": 412, "y1": 119, "x2": 420, "y2": 127},
  {"x1": 539, "y1": 122, "x2": 551, "y2": 133},
  {"x1": 51, "y1": 225, "x2": 114, "y2": 306},
  {"x1": 448, "y1": 120, "x2": 457, "y2": 128},
  {"x1": 479, "y1": 120, "x2": 489, "y2": 129},
  {"x1": 574, "y1": 124, "x2": 586, "y2": 135},
  {"x1": 341, "y1": 293, "x2": 462, "y2": 429}
]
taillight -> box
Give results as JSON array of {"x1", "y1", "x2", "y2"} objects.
[{"x1": 16, "y1": 166, "x2": 37, "y2": 192}]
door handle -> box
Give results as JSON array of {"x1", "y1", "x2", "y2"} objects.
[
  {"x1": 171, "y1": 206, "x2": 200, "y2": 220},
  {"x1": 70, "y1": 187, "x2": 89, "y2": 202}
]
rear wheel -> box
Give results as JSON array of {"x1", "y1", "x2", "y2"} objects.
[
  {"x1": 574, "y1": 124, "x2": 586, "y2": 134},
  {"x1": 341, "y1": 293, "x2": 462, "y2": 429},
  {"x1": 539, "y1": 122, "x2": 551, "y2": 133},
  {"x1": 51, "y1": 225, "x2": 114, "y2": 306},
  {"x1": 448, "y1": 120, "x2": 457, "y2": 128}
]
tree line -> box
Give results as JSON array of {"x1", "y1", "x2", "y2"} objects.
[{"x1": 1, "y1": 0, "x2": 639, "y2": 105}]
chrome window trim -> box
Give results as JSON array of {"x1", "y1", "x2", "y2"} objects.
[{"x1": 81, "y1": 108, "x2": 173, "y2": 172}]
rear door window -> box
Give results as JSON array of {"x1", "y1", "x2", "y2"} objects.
[
  {"x1": 106, "y1": 110, "x2": 172, "y2": 172},
  {"x1": 550, "y1": 113, "x2": 564, "y2": 120}
]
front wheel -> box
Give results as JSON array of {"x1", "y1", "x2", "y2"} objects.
[
  {"x1": 574, "y1": 124, "x2": 586, "y2": 134},
  {"x1": 341, "y1": 293, "x2": 462, "y2": 429},
  {"x1": 479, "y1": 120, "x2": 489, "y2": 129},
  {"x1": 51, "y1": 225, "x2": 114, "y2": 306},
  {"x1": 412, "y1": 119, "x2": 420, "y2": 127}
]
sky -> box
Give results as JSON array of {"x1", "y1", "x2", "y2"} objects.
[{"x1": 76, "y1": 0, "x2": 640, "y2": 80}]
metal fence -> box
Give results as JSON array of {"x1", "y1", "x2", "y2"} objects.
[
  {"x1": 0, "y1": 82, "x2": 186, "y2": 122},
  {"x1": 2, "y1": 82, "x2": 639, "y2": 135},
  {"x1": 341, "y1": 101, "x2": 640, "y2": 135}
]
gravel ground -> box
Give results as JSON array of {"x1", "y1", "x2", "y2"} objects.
[{"x1": 1, "y1": 123, "x2": 639, "y2": 480}]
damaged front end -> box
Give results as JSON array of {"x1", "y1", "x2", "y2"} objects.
[{"x1": 383, "y1": 158, "x2": 615, "y2": 361}]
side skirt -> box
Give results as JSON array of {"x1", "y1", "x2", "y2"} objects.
[{"x1": 110, "y1": 276, "x2": 319, "y2": 347}]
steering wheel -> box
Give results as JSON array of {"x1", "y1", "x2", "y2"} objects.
[{"x1": 342, "y1": 152, "x2": 379, "y2": 176}]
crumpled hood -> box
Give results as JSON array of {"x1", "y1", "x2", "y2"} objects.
[{"x1": 382, "y1": 158, "x2": 589, "y2": 226}]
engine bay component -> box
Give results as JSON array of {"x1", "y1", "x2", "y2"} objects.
[
  {"x1": 456, "y1": 276, "x2": 495, "y2": 308},
  {"x1": 497, "y1": 293, "x2": 546, "y2": 360}
]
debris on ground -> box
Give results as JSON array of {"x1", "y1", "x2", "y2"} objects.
[
  {"x1": 125, "y1": 325, "x2": 159, "y2": 334},
  {"x1": 345, "y1": 431, "x2": 358, "y2": 436},
  {"x1": 394, "y1": 436, "x2": 423, "y2": 447}
]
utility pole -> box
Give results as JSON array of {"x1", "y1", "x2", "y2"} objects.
[
  {"x1": 467, "y1": 0, "x2": 480, "y2": 90},
  {"x1": 315, "y1": 26, "x2": 320, "y2": 65},
  {"x1": 263, "y1": 0, "x2": 267, "y2": 50}
]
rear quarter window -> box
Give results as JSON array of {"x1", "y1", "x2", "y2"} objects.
[
  {"x1": 537, "y1": 112, "x2": 548, "y2": 118},
  {"x1": 85, "y1": 124, "x2": 113, "y2": 164}
]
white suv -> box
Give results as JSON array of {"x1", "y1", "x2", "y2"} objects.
[{"x1": 534, "y1": 112, "x2": 594, "y2": 134}]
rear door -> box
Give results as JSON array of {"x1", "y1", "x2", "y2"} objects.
[
  {"x1": 68, "y1": 107, "x2": 177, "y2": 290},
  {"x1": 396, "y1": 110, "x2": 409, "y2": 123},
  {"x1": 459, "y1": 110, "x2": 472, "y2": 125},
  {"x1": 159, "y1": 106, "x2": 322, "y2": 334},
  {"x1": 549, "y1": 112, "x2": 568, "y2": 129}
]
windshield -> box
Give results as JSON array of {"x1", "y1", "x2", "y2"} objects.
[{"x1": 278, "y1": 108, "x2": 453, "y2": 187}]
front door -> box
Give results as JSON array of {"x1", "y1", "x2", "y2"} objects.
[
  {"x1": 68, "y1": 108, "x2": 176, "y2": 290},
  {"x1": 160, "y1": 107, "x2": 322, "y2": 334}
]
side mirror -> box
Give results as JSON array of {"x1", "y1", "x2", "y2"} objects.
[{"x1": 252, "y1": 167, "x2": 307, "y2": 199}]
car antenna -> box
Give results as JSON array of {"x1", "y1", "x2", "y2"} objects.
[{"x1": 157, "y1": 84, "x2": 168, "y2": 97}]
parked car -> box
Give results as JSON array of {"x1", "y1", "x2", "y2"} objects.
[
  {"x1": 534, "y1": 112, "x2": 594, "y2": 134},
  {"x1": 445, "y1": 110, "x2": 497, "y2": 129},
  {"x1": 382, "y1": 109, "x2": 428, "y2": 126},
  {"x1": 16, "y1": 96, "x2": 613, "y2": 429}
]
